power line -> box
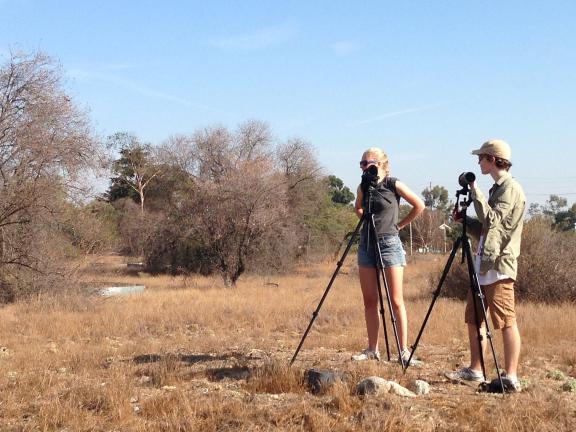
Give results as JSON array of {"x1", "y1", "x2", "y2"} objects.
[{"x1": 525, "y1": 192, "x2": 576, "y2": 196}]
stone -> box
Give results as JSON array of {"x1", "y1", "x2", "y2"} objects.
[
  {"x1": 305, "y1": 368, "x2": 349, "y2": 395},
  {"x1": 389, "y1": 382, "x2": 417, "y2": 397},
  {"x1": 409, "y1": 379, "x2": 430, "y2": 395},
  {"x1": 356, "y1": 376, "x2": 392, "y2": 396},
  {"x1": 356, "y1": 377, "x2": 417, "y2": 398}
]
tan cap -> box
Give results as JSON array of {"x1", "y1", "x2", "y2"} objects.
[{"x1": 471, "y1": 139, "x2": 511, "y2": 161}]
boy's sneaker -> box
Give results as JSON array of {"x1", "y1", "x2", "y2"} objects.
[
  {"x1": 351, "y1": 348, "x2": 380, "y2": 361},
  {"x1": 444, "y1": 366, "x2": 485, "y2": 382},
  {"x1": 399, "y1": 349, "x2": 424, "y2": 366}
]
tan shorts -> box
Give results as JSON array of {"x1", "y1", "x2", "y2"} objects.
[{"x1": 464, "y1": 279, "x2": 516, "y2": 330}]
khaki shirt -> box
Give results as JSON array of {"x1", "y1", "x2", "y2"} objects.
[{"x1": 466, "y1": 172, "x2": 526, "y2": 279}]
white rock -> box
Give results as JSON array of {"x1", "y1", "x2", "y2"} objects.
[
  {"x1": 389, "y1": 382, "x2": 417, "y2": 398},
  {"x1": 409, "y1": 379, "x2": 430, "y2": 395},
  {"x1": 356, "y1": 376, "x2": 392, "y2": 396}
]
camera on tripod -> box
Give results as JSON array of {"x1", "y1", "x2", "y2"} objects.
[
  {"x1": 458, "y1": 171, "x2": 476, "y2": 188},
  {"x1": 361, "y1": 165, "x2": 379, "y2": 191},
  {"x1": 453, "y1": 172, "x2": 476, "y2": 221}
]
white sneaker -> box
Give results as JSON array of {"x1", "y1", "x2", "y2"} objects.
[
  {"x1": 399, "y1": 349, "x2": 424, "y2": 366},
  {"x1": 444, "y1": 366, "x2": 485, "y2": 382},
  {"x1": 351, "y1": 348, "x2": 380, "y2": 361}
]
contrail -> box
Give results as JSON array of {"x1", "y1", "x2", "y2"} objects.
[{"x1": 347, "y1": 103, "x2": 445, "y2": 127}]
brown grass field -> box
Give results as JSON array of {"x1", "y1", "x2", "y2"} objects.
[{"x1": 0, "y1": 254, "x2": 575, "y2": 431}]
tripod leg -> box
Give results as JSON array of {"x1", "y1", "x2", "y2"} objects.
[
  {"x1": 405, "y1": 236, "x2": 463, "y2": 372},
  {"x1": 463, "y1": 238, "x2": 506, "y2": 392},
  {"x1": 369, "y1": 215, "x2": 404, "y2": 368},
  {"x1": 290, "y1": 217, "x2": 364, "y2": 366},
  {"x1": 375, "y1": 273, "x2": 391, "y2": 361}
]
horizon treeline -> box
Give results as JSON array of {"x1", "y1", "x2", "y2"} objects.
[{"x1": 1, "y1": 51, "x2": 574, "y2": 301}]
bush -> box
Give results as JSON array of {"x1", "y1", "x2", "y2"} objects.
[
  {"x1": 144, "y1": 224, "x2": 215, "y2": 276},
  {"x1": 434, "y1": 217, "x2": 576, "y2": 303},
  {"x1": 516, "y1": 218, "x2": 576, "y2": 302}
]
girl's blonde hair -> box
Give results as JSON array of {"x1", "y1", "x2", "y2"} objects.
[{"x1": 363, "y1": 147, "x2": 390, "y2": 176}]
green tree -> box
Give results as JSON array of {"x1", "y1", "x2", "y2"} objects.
[
  {"x1": 106, "y1": 132, "x2": 162, "y2": 216},
  {"x1": 554, "y1": 203, "x2": 576, "y2": 232},
  {"x1": 327, "y1": 175, "x2": 355, "y2": 205},
  {"x1": 422, "y1": 185, "x2": 450, "y2": 211},
  {"x1": 544, "y1": 194, "x2": 567, "y2": 217},
  {"x1": 533, "y1": 195, "x2": 575, "y2": 232},
  {"x1": 528, "y1": 202, "x2": 543, "y2": 217}
]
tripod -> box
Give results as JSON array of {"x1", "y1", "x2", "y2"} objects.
[
  {"x1": 405, "y1": 185, "x2": 506, "y2": 392},
  {"x1": 291, "y1": 182, "x2": 405, "y2": 368}
]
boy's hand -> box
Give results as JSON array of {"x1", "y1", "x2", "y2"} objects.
[{"x1": 452, "y1": 208, "x2": 464, "y2": 223}]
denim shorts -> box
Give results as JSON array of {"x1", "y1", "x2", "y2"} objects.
[{"x1": 357, "y1": 234, "x2": 406, "y2": 268}]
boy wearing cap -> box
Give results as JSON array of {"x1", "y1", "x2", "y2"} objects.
[{"x1": 446, "y1": 139, "x2": 526, "y2": 392}]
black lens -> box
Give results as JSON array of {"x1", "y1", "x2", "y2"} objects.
[
  {"x1": 361, "y1": 165, "x2": 379, "y2": 191},
  {"x1": 458, "y1": 172, "x2": 476, "y2": 187},
  {"x1": 364, "y1": 165, "x2": 378, "y2": 176}
]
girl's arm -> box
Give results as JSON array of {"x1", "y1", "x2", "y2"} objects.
[
  {"x1": 395, "y1": 181, "x2": 425, "y2": 229},
  {"x1": 354, "y1": 185, "x2": 364, "y2": 219}
]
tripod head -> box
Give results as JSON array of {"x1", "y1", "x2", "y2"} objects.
[{"x1": 453, "y1": 171, "x2": 476, "y2": 220}]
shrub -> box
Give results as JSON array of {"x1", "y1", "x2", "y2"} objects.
[
  {"x1": 516, "y1": 217, "x2": 576, "y2": 302},
  {"x1": 434, "y1": 217, "x2": 576, "y2": 303}
]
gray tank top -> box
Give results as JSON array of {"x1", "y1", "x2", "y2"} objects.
[{"x1": 360, "y1": 176, "x2": 401, "y2": 239}]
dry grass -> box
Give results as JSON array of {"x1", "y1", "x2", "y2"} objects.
[{"x1": 0, "y1": 254, "x2": 575, "y2": 431}]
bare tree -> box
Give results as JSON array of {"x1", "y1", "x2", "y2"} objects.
[
  {"x1": 410, "y1": 208, "x2": 446, "y2": 252},
  {"x1": 157, "y1": 134, "x2": 197, "y2": 177},
  {"x1": 277, "y1": 138, "x2": 320, "y2": 189},
  {"x1": 0, "y1": 51, "x2": 99, "y2": 297},
  {"x1": 187, "y1": 121, "x2": 288, "y2": 285},
  {"x1": 143, "y1": 121, "x2": 323, "y2": 286}
]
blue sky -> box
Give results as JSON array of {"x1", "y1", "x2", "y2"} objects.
[{"x1": 2, "y1": 1, "x2": 575, "y2": 207}]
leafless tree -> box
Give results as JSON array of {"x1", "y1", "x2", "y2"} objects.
[
  {"x1": 0, "y1": 51, "x2": 99, "y2": 298},
  {"x1": 146, "y1": 120, "x2": 322, "y2": 285},
  {"x1": 410, "y1": 208, "x2": 446, "y2": 252},
  {"x1": 277, "y1": 138, "x2": 321, "y2": 190}
]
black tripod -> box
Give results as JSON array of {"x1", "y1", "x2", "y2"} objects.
[
  {"x1": 405, "y1": 183, "x2": 505, "y2": 392},
  {"x1": 291, "y1": 181, "x2": 405, "y2": 368}
]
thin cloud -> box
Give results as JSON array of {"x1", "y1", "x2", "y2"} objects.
[
  {"x1": 68, "y1": 67, "x2": 231, "y2": 115},
  {"x1": 331, "y1": 41, "x2": 358, "y2": 57},
  {"x1": 347, "y1": 103, "x2": 446, "y2": 127},
  {"x1": 212, "y1": 23, "x2": 297, "y2": 50}
]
